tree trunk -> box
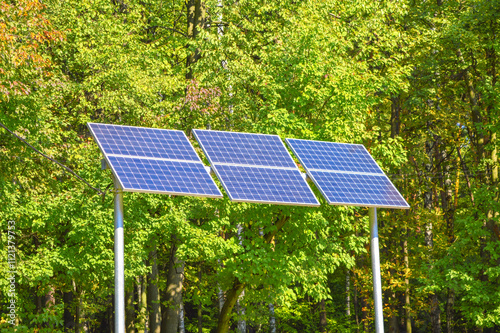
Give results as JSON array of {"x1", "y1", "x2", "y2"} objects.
[
  {"x1": 136, "y1": 275, "x2": 147, "y2": 333},
  {"x1": 389, "y1": 315, "x2": 400, "y2": 333},
  {"x1": 439, "y1": 145, "x2": 454, "y2": 333},
  {"x1": 425, "y1": 135, "x2": 441, "y2": 333},
  {"x1": 269, "y1": 303, "x2": 277, "y2": 333},
  {"x1": 218, "y1": 283, "x2": 225, "y2": 313},
  {"x1": 404, "y1": 230, "x2": 412, "y2": 333},
  {"x1": 63, "y1": 291, "x2": 75, "y2": 332},
  {"x1": 388, "y1": 287, "x2": 400, "y2": 333},
  {"x1": 361, "y1": 293, "x2": 368, "y2": 332},
  {"x1": 457, "y1": 48, "x2": 484, "y2": 163},
  {"x1": 179, "y1": 300, "x2": 186, "y2": 333},
  {"x1": 439, "y1": 148, "x2": 453, "y2": 233},
  {"x1": 346, "y1": 270, "x2": 351, "y2": 316},
  {"x1": 237, "y1": 224, "x2": 246, "y2": 333},
  {"x1": 186, "y1": 0, "x2": 207, "y2": 79},
  {"x1": 148, "y1": 247, "x2": 161, "y2": 333},
  {"x1": 216, "y1": 280, "x2": 246, "y2": 333},
  {"x1": 161, "y1": 242, "x2": 185, "y2": 333},
  {"x1": 492, "y1": 132, "x2": 498, "y2": 183},
  {"x1": 319, "y1": 299, "x2": 327, "y2": 332},
  {"x1": 76, "y1": 291, "x2": 85, "y2": 333},
  {"x1": 108, "y1": 298, "x2": 114, "y2": 333},
  {"x1": 446, "y1": 288, "x2": 455, "y2": 333},
  {"x1": 354, "y1": 282, "x2": 360, "y2": 327},
  {"x1": 46, "y1": 286, "x2": 56, "y2": 329},
  {"x1": 46, "y1": 285, "x2": 56, "y2": 307},
  {"x1": 487, "y1": 19, "x2": 497, "y2": 185},
  {"x1": 36, "y1": 293, "x2": 43, "y2": 314},
  {"x1": 390, "y1": 94, "x2": 401, "y2": 138},
  {"x1": 126, "y1": 288, "x2": 135, "y2": 333},
  {"x1": 236, "y1": 296, "x2": 246, "y2": 333},
  {"x1": 218, "y1": 258, "x2": 225, "y2": 313},
  {"x1": 430, "y1": 295, "x2": 441, "y2": 333}
]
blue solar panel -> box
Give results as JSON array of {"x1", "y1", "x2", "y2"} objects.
[
  {"x1": 286, "y1": 138, "x2": 409, "y2": 209},
  {"x1": 88, "y1": 123, "x2": 222, "y2": 198},
  {"x1": 192, "y1": 130, "x2": 296, "y2": 168},
  {"x1": 88, "y1": 123, "x2": 200, "y2": 161},
  {"x1": 286, "y1": 139, "x2": 383, "y2": 174},
  {"x1": 108, "y1": 156, "x2": 222, "y2": 196},
  {"x1": 194, "y1": 130, "x2": 319, "y2": 206},
  {"x1": 215, "y1": 165, "x2": 319, "y2": 205},
  {"x1": 309, "y1": 171, "x2": 409, "y2": 208}
]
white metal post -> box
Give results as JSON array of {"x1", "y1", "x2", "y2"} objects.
[
  {"x1": 114, "y1": 182, "x2": 125, "y2": 333},
  {"x1": 369, "y1": 207, "x2": 384, "y2": 333}
]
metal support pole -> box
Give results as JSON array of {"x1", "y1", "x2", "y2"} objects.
[
  {"x1": 114, "y1": 183, "x2": 125, "y2": 333},
  {"x1": 369, "y1": 207, "x2": 384, "y2": 333}
]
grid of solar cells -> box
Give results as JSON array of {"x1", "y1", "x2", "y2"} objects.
[
  {"x1": 88, "y1": 123, "x2": 200, "y2": 161},
  {"x1": 309, "y1": 171, "x2": 409, "y2": 208},
  {"x1": 107, "y1": 156, "x2": 222, "y2": 196},
  {"x1": 88, "y1": 123, "x2": 223, "y2": 198},
  {"x1": 193, "y1": 130, "x2": 319, "y2": 206},
  {"x1": 193, "y1": 130, "x2": 296, "y2": 168},
  {"x1": 286, "y1": 138, "x2": 383, "y2": 174},
  {"x1": 215, "y1": 165, "x2": 319, "y2": 205},
  {"x1": 286, "y1": 138, "x2": 409, "y2": 208}
]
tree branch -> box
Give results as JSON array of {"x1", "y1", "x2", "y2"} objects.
[
  {"x1": 456, "y1": 146, "x2": 475, "y2": 206},
  {"x1": 0, "y1": 121, "x2": 105, "y2": 195}
]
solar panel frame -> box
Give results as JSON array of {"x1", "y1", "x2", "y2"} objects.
[
  {"x1": 88, "y1": 123, "x2": 223, "y2": 198},
  {"x1": 286, "y1": 138, "x2": 409, "y2": 209},
  {"x1": 193, "y1": 129, "x2": 320, "y2": 207}
]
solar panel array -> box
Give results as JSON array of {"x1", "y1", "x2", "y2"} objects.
[
  {"x1": 88, "y1": 123, "x2": 222, "y2": 198},
  {"x1": 193, "y1": 130, "x2": 320, "y2": 206},
  {"x1": 286, "y1": 139, "x2": 409, "y2": 209},
  {"x1": 89, "y1": 122, "x2": 409, "y2": 209}
]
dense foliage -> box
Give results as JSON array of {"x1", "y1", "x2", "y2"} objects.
[{"x1": 1, "y1": 0, "x2": 498, "y2": 332}]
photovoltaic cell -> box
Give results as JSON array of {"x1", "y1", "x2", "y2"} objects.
[
  {"x1": 215, "y1": 165, "x2": 319, "y2": 206},
  {"x1": 192, "y1": 130, "x2": 296, "y2": 168},
  {"x1": 286, "y1": 138, "x2": 409, "y2": 209},
  {"x1": 88, "y1": 123, "x2": 222, "y2": 198},
  {"x1": 193, "y1": 129, "x2": 319, "y2": 206}
]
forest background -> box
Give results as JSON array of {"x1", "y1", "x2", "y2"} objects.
[{"x1": 0, "y1": 0, "x2": 499, "y2": 332}]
